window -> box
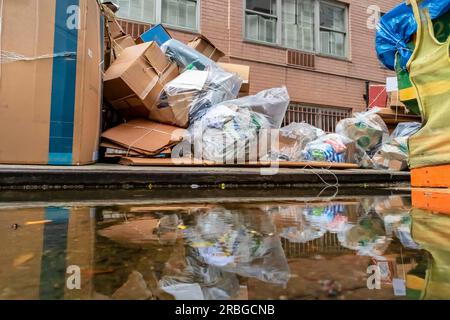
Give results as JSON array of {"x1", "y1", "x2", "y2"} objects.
[
  {"x1": 319, "y1": 2, "x2": 346, "y2": 57},
  {"x1": 245, "y1": 0, "x2": 278, "y2": 43},
  {"x1": 245, "y1": 0, "x2": 348, "y2": 57},
  {"x1": 282, "y1": 0, "x2": 315, "y2": 51},
  {"x1": 113, "y1": 0, "x2": 198, "y2": 30}
]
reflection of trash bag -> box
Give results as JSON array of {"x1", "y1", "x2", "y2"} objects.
[
  {"x1": 262, "y1": 122, "x2": 325, "y2": 161},
  {"x1": 337, "y1": 215, "x2": 391, "y2": 259},
  {"x1": 159, "y1": 246, "x2": 240, "y2": 300},
  {"x1": 383, "y1": 213, "x2": 420, "y2": 250},
  {"x1": 182, "y1": 209, "x2": 290, "y2": 285},
  {"x1": 303, "y1": 205, "x2": 349, "y2": 234},
  {"x1": 375, "y1": 0, "x2": 450, "y2": 70},
  {"x1": 336, "y1": 109, "x2": 389, "y2": 155},
  {"x1": 191, "y1": 87, "x2": 290, "y2": 162},
  {"x1": 161, "y1": 39, "x2": 216, "y2": 71},
  {"x1": 158, "y1": 66, "x2": 242, "y2": 127}
]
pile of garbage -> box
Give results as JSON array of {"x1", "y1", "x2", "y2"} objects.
[
  {"x1": 100, "y1": 4, "x2": 419, "y2": 171},
  {"x1": 99, "y1": 4, "x2": 293, "y2": 165}
]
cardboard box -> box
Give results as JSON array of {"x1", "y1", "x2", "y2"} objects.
[
  {"x1": 218, "y1": 62, "x2": 250, "y2": 95},
  {"x1": 103, "y1": 4, "x2": 126, "y2": 40},
  {"x1": 101, "y1": 119, "x2": 187, "y2": 155},
  {"x1": 112, "y1": 35, "x2": 136, "y2": 57},
  {"x1": 0, "y1": 0, "x2": 103, "y2": 165},
  {"x1": 103, "y1": 42, "x2": 179, "y2": 119},
  {"x1": 137, "y1": 24, "x2": 172, "y2": 46},
  {"x1": 188, "y1": 35, "x2": 225, "y2": 62}
]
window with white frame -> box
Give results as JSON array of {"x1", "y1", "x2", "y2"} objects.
[
  {"x1": 245, "y1": 0, "x2": 348, "y2": 57},
  {"x1": 245, "y1": 0, "x2": 278, "y2": 43},
  {"x1": 113, "y1": 0, "x2": 198, "y2": 30}
]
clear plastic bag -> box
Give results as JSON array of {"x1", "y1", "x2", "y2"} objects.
[
  {"x1": 372, "y1": 122, "x2": 421, "y2": 170},
  {"x1": 191, "y1": 87, "x2": 290, "y2": 162},
  {"x1": 335, "y1": 108, "x2": 389, "y2": 155},
  {"x1": 262, "y1": 122, "x2": 325, "y2": 161},
  {"x1": 160, "y1": 39, "x2": 216, "y2": 72},
  {"x1": 157, "y1": 65, "x2": 242, "y2": 128},
  {"x1": 302, "y1": 133, "x2": 353, "y2": 163}
]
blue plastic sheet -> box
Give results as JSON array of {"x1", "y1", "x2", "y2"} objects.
[{"x1": 376, "y1": 0, "x2": 450, "y2": 70}]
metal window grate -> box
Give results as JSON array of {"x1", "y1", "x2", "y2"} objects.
[
  {"x1": 287, "y1": 50, "x2": 315, "y2": 69},
  {"x1": 283, "y1": 103, "x2": 351, "y2": 133},
  {"x1": 118, "y1": 19, "x2": 152, "y2": 38}
]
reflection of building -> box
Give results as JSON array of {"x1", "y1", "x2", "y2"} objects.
[{"x1": 281, "y1": 232, "x2": 351, "y2": 258}]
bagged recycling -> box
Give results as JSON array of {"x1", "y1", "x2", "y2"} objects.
[
  {"x1": 262, "y1": 122, "x2": 325, "y2": 161},
  {"x1": 187, "y1": 87, "x2": 290, "y2": 163},
  {"x1": 302, "y1": 133, "x2": 353, "y2": 163},
  {"x1": 335, "y1": 108, "x2": 389, "y2": 156},
  {"x1": 156, "y1": 65, "x2": 242, "y2": 128},
  {"x1": 161, "y1": 39, "x2": 216, "y2": 72},
  {"x1": 372, "y1": 122, "x2": 421, "y2": 171}
]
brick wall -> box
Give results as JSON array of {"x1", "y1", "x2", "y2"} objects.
[{"x1": 118, "y1": 0, "x2": 398, "y2": 113}]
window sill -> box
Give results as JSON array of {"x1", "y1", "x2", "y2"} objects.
[
  {"x1": 243, "y1": 39, "x2": 283, "y2": 50},
  {"x1": 163, "y1": 24, "x2": 199, "y2": 36},
  {"x1": 316, "y1": 53, "x2": 352, "y2": 63}
]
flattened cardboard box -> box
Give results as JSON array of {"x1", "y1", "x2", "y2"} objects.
[
  {"x1": 103, "y1": 42, "x2": 179, "y2": 119},
  {"x1": 0, "y1": 0, "x2": 103, "y2": 165},
  {"x1": 188, "y1": 35, "x2": 225, "y2": 62},
  {"x1": 101, "y1": 119, "x2": 186, "y2": 155}
]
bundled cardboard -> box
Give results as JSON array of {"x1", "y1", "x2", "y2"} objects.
[
  {"x1": 0, "y1": 0, "x2": 103, "y2": 165},
  {"x1": 218, "y1": 63, "x2": 251, "y2": 95},
  {"x1": 103, "y1": 42, "x2": 179, "y2": 119},
  {"x1": 101, "y1": 119, "x2": 186, "y2": 156},
  {"x1": 188, "y1": 35, "x2": 225, "y2": 62}
]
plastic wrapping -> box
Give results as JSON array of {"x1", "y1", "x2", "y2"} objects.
[
  {"x1": 302, "y1": 133, "x2": 353, "y2": 163},
  {"x1": 372, "y1": 122, "x2": 421, "y2": 171},
  {"x1": 337, "y1": 215, "x2": 391, "y2": 259},
  {"x1": 191, "y1": 87, "x2": 290, "y2": 162},
  {"x1": 158, "y1": 66, "x2": 242, "y2": 127},
  {"x1": 335, "y1": 108, "x2": 389, "y2": 156},
  {"x1": 262, "y1": 122, "x2": 325, "y2": 161},
  {"x1": 160, "y1": 39, "x2": 216, "y2": 71},
  {"x1": 180, "y1": 208, "x2": 290, "y2": 285},
  {"x1": 375, "y1": 0, "x2": 450, "y2": 70}
]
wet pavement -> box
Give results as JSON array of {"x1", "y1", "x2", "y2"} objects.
[{"x1": 0, "y1": 189, "x2": 449, "y2": 300}]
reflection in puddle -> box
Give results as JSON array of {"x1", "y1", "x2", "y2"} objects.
[{"x1": 0, "y1": 194, "x2": 449, "y2": 300}]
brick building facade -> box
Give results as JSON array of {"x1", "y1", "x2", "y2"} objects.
[{"x1": 114, "y1": 0, "x2": 398, "y2": 131}]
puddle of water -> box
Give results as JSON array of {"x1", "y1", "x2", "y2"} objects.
[{"x1": 0, "y1": 193, "x2": 448, "y2": 300}]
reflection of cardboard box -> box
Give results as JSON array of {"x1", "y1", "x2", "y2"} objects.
[
  {"x1": 188, "y1": 35, "x2": 225, "y2": 62},
  {"x1": 0, "y1": 0, "x2": 102, "y2": 165},
  {"x1": 218, "y1": 63, "x2": 250, "y2": 95},
  {"x1": 104, "y1": 42, "x2": 179, "y2": 119},
  {"x1": 375, "y1": 196, "x2": 411, "y2": 215},
  {"x1": 0, "y1": 207, "x2": 95, "y2": 299}
]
